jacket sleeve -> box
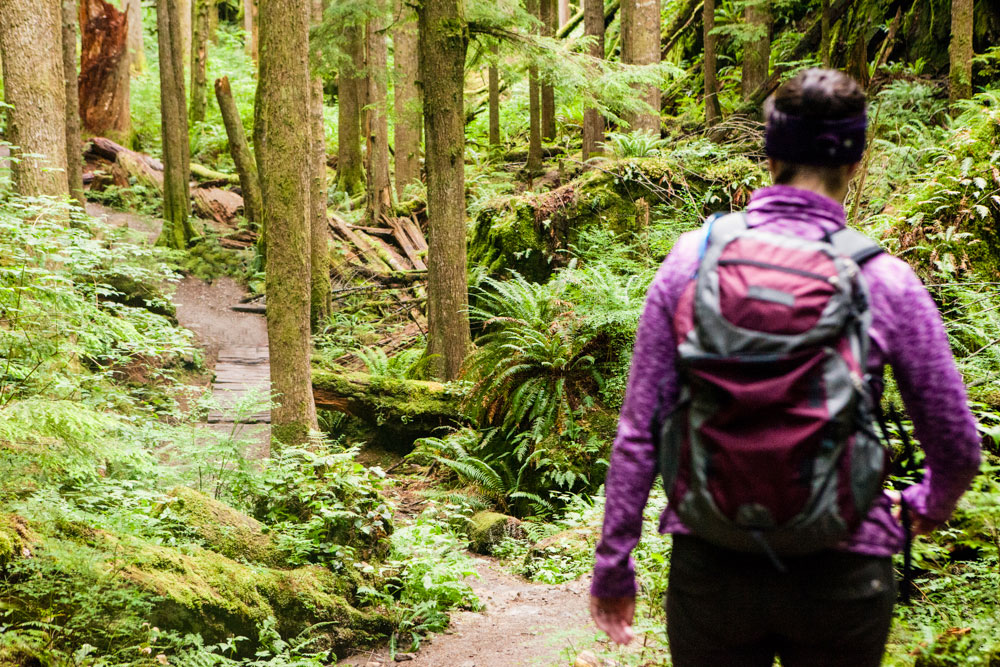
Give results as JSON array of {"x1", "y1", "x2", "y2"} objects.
[
  {"x1": 886, "y1": 266, "x2": 981, "y2": 524},
  {"x1": 590, "y1": 235, "x2": 697, "y2": 599}
]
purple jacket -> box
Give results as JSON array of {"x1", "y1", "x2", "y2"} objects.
[{"x1": 591, "y1": 185, "x2": 982, "y2": 599}]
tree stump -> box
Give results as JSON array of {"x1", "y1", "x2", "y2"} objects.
[{"x1": 79, "y1": 0, "x2": 131, "y2": 142}]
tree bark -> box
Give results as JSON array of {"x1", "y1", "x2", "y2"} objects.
[
  {"x1": 821, "y1": 0, "x2": 831, "y2": 67},
  {"x1": 125, "y1": 0, "x2": 145, "y2": 72},
  {"x1": 179, "y1": 0, "x2": 191, "y2": 66},
  {"x1": 581, "y1": 0, "x2": 604, "y2": 159},
  {"x1": 190, "y1": 0, "x2": 210, "y2": 123},
  {"x1": 419, "y1": 0, "x2": 472, "y2": 380},
  {"x1": 488, "y1": 43, "x2": 500, "y2": 149},
  {"x1": 949, "y1": 0, "x2": 973, "y2": 102},
  {"x1": 0, "y1": 0, "x2": 69, "y2": 199},
  {"x1": 256, "y1": 0, "x2": 318, "y2": 445},
  {"x1": 336, "y1": 24, "x2": 365, "y2": 195},
  {"x1": 526, "y1": 0, "x2": 543, "y2": 172},
  {"x1": 741, "y1": 0, "x2": 769, "y2": 102},
  {"x1": 540, "y1": 0, "x2": 556, "y2": 141},
  {"x1": 309, "y1": 0, "x2": 331, "y2": 328},
  {"x1": 243, "y1": 0, "x2": 257, "y2": 59},
  {"x1": 703, "y1": 0, "x2": 721, "y2": 126},
  {"x1": 79, "y1": 0, "x2": 131, "y2": 143},
  {"x1": 558, "y1": 0, "x2": 569, "y2": 27},
  {"x1": 364, "y1": 14, "x2": 393, "y2": 223},
  {"x1": 62, "y1": 0, "x2": 86, "y2": 207},
  {"x1": 623, "y1": 0, "x2": 660, "y2": 132},
  {"x1": 393, "y1": 0, "x2": 421, "y2": 198},
  {"x1": 215, "y1": 76, "x2": 262, "y2": 225},
  {"x1": 155, "y1": 0, "x2": 194, "y2": 248}
]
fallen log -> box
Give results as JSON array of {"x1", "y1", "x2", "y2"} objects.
[
  {"x1": 112, "y1": 150, "x2": 164, "y2": 190},
  {"x1": 312, "y1": 369, "x2": 469, "y2": 447},
  {"x1": 339, "y1": 263, "x2": 428, "y2": 285},
  {"x1": 193, "y1": 187, "x2": 243, "y2": 225}
]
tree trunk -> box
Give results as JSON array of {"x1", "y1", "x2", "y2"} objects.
[
  {"x1": 0, "y1": 0, "x2": 69, "y2": 199},
  {"x1": 256, "y1": 0, "x2": 318, "y2": 445},
  {"x1": 243, "y1": 0, "x2": 257, "y2": 59},
  {"x1": 179, "y1": 0, "x2": 191, "y2": 67},
  {"x1": 419, "y1": 0, "x2": 472, "y2": 381},
  {"x1": 394, "y1": 0, "x2": 422, "y2": 198},
  {"x1": 821, "y1": 0, "x2": 831, "y2": 67},
  {"x1": 125, "y1": 0, "x2": 145, "y2": 72},
  {"x1": 741, "y1": 0, "x2": 769, "y2": 102},
  {"x1": 949, "y1": 0, "x2": 973, "y2": 102},
  {"x1": 558, "y1": 0, "x2": 569, "y2": 27},
  {"x1": 703, "y1": 0, "x2": 721, "y2": 126},
  {"x1": 540, "y1": 0, "x2": 556, "y2": 141},
  {"x1": 488, "y1": 44, "x2": 500, "y2": 149},
  {"x1": 526, "y1": 0, "x2": 543, "y2": 172},
  {"x1": 62, "y1": 0, "x2": 86, "y2": 207},
  {"x1": 364, "y1": 15, "x2": 393, "y2": 223},
  {"x1": 309, "y1": 0, "x2": 331, "y2": 328},
  {"x1": 155, "y1": 0, "x2": 194, "y2": 248},
  {"x1": 79, "y1": 0, "x2": 131, "y2": 143},
  {"x1": 581, "y1": 0, "x2": 604, "y2": 159},
  {"x1": 215, "y1": 76, "x2": 262, "y2": 225},
  {"x1": 190, "y1": 0, "x2": 210, "y2": 123},
  {"x1": 336, "y1": 24, "x2": 365, "y2": 195},
  {"x1": 623, "y1": 0, "x2": 660, "y2": 132}
]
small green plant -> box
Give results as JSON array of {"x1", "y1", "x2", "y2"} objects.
[{"x1": 603, "y1": 130, "x2": 670, "y2": 158}]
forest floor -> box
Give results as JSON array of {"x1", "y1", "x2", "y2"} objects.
[{"x1": 89, "y1": 203, "x2": 607, "y2": 667}]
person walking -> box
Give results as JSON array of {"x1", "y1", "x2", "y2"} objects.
[{"x1": 589, "y1": 68, "x2": 981, "y2": 666}]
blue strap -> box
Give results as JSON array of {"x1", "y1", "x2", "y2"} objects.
[{"x1": 693, "y1": 211, "x2": 747, "y2": 279}]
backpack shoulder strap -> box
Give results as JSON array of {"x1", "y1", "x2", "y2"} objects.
[
  {"x1": 693, "y1": 212, "x2": 748, "y2": 276},
  {"x1": 830, "y1": 227, "x2": 885, "y2": 266}
]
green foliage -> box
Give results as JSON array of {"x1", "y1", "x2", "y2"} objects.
[{"x1": 603, "y1": 130, "x2": 670, "y2": 158}]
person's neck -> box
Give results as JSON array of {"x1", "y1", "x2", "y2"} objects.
[{"x1": 782, "y1": 175, "x2": 849, "y2": 204}]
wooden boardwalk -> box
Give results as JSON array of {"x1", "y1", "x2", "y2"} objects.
[{"x1": 207, "y1": 345, "x2": 271, "y2": 424}]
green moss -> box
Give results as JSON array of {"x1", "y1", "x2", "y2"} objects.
[
  {"x1": 0, "y1": 514, "x2": 32, "y2": 566},
  {"x1": 156, "y1": 487, "x2": 280, "y2": 566},
  {"x1": 468, "y1": 511, "x2": 524, "y2": 555}
]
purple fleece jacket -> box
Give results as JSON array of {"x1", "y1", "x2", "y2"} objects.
[{"x1": 591, "y1": 185, "x2": 982, "y2": 600}]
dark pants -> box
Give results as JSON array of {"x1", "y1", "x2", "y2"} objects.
[{"x1": 666, "y1": 535, "x2": 896, "y2": 667}]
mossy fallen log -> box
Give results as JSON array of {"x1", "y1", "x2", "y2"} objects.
[{"x1": 312, "y1": 369, "x2": 469, "y2": 446}]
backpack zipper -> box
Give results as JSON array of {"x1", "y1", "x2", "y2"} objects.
[{"x1": 717, "y1": 258, "x2": 832, "y2": 283}]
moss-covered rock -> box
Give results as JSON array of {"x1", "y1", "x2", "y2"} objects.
[
  {"x1": 467, "y1": 511, "x2": 525, "y2": 555},
  {"x1": 156, "y1": 486, "x2": 280, "y2": 566},
  {"x1": 528, "y1": 528, "x2": 592, "y2": 561},
  {"x1": 469, "y1": 154, "x2": 763, "y2": 282}
]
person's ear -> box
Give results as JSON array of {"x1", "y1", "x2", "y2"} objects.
[{"x1": 767, "y1": 158, "x2": 780, "y2": 181}]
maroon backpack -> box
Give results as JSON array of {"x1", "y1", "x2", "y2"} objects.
[{"x1": 656, "y1": 212, "x2": 888, "y2": 555}]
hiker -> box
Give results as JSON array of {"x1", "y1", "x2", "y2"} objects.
[{"x1": 589, "y1": 68, "x2": 981, "y2": 666}]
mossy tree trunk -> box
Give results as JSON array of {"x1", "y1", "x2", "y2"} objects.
[
  {"x1": 623, "y1": 0, "x2": 660, "y2": 132},
  {"x1": 155, "y1": 0, "x2": 194, "y2": 248},
  {"x1": 215, "y1": 76, "x2": 262, "y2": 225},
  {"x1": 125, "y1": 0, "x2": 145, "y2": 72},
  {"x1": 488, "y1": 43, "x2": 500, "y2": 150},
  {"x1": 419, "y1": 0, "x2": 472, "y2": 380},
  {"x1": 190, "y1": 0, "x2": 210, "y2": 124},
  {"x1": 393, "y1": 0, "x2": 422, "y2": 198},
  {"x1": 336, "y1": 25, "x2": 365, "y2": 196},
  {"x1": 309, "y1": 0, "x2": 331, "y2": 328},
  {"x1": 741, "y1": 0, "x2": 769, "y2": 102},
  {"x1": 243, "y1": 0, "x2": 257, "y2": 59},
  {"x1": 540, "y1": 0, "x2": 556, "y2": 141},
  {"x1": 257, "y1": 0, "x2": 318, "y2": 445},
  {"x1": 62, "y1": 0, "x2": 86, "y2": 208},
  {"x1": 526, "y1": 0, "x2": 542, "y2": 173},
  {"x1": 79, "y1": 0, "x2": 131, "y2": 143},
  {"x1": 364, "y1": 11, "x2": 394, "y2": 223},
  {"x1": 820, "y1": 0, "x2": 831, "y2": 67},
  {"x1": 949, "y1": 0, "x2": 973, "y2": 102},
  {"x1": 581, "y1": 0, "x2": 604, "y2": 159},
  {"x1": 0, "y1": 0, "x2": 70, "y2": 199},
  {"x1": 703, "y1": 0, "x2": 721, "y2": 126}
]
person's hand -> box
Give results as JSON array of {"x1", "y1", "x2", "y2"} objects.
[
  {"x1": 886, "y1": 490, "x2": 938, "y2": 536},
  {"x1": 589, "y1": 595, "x2": 636, "y2": 645}
]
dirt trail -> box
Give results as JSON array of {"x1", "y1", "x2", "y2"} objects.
[{"x1": 342, "y1": 560, "x2": 600, "y2": 667}]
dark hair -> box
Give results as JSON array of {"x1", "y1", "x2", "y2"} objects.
[{"x1": 765, "y1": 69, "x2": 866, "y2": 186}]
